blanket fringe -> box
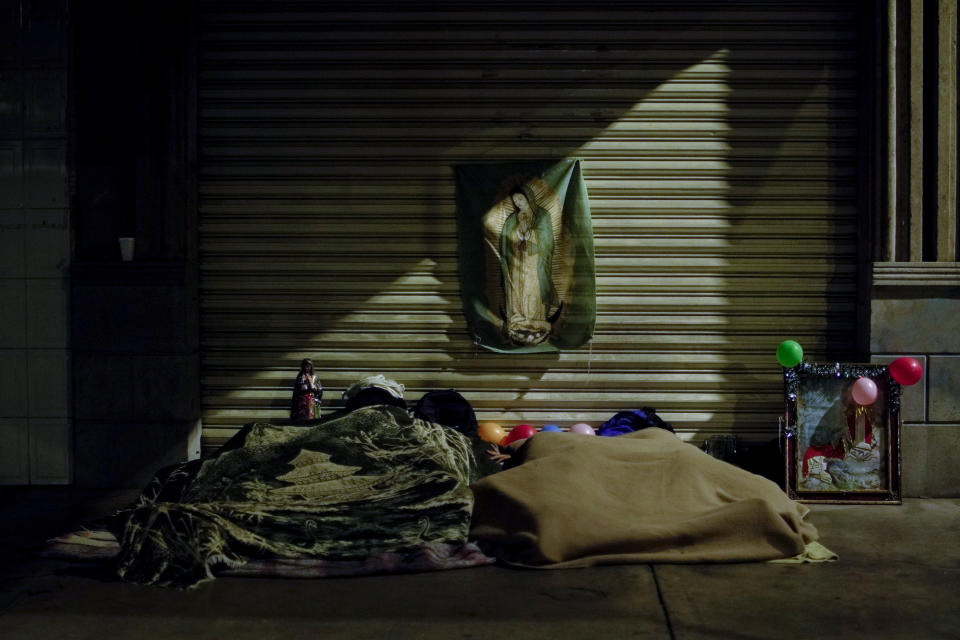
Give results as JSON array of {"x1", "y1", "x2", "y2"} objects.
[{"x1": 769, "y1": 541, "x2": 838, "y2": 564}]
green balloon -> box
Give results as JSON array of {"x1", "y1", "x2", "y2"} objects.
[{"x1": 776, "y1": 340, "x2": 804, "y2": 367}]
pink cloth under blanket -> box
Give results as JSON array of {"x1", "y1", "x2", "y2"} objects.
[{"x1": 43, "y1": 532, "x2": 494, "y2": 578}]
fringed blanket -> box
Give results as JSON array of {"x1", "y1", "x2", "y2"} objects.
[
  {"x1": 113, "y1": 406, "x2": 494, "y2": 588},
  {"x1": 470, "y1": 428, "x2": 824, "y2": 566}
]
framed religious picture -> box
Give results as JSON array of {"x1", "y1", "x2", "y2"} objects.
[{"x1": 783, "y1": 362, "x2": 901, "y2": 504}]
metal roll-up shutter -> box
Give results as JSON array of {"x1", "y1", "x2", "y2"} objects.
[{"x1": 198, "y1": 1, "x2": 861, "y2": 453}]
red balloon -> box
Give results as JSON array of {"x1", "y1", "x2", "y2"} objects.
[
  {"x1": 501, "y1": 424, "x2": 537, "y2": 446},
  {"x1": 889, "y1": 357, "x2": 923, "y2": 386}
]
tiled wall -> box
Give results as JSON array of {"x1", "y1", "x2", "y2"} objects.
[
  {"x1": 0, "y1": 0, "x2": 71, "y2": 484},
  {"x1": 872, "y1": 296, "x2": 960, "y2": 497}
]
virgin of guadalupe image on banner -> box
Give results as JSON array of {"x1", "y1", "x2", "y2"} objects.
[{"x1": 454, "y1": 159, "x2": 596, "y2": 353}]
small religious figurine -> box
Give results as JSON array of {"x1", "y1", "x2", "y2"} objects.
[{"x1": 290, "y1": 358, "x2": 322, "y2": 421}]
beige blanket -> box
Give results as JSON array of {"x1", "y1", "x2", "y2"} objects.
[{"x1": 470, "y1": 428, "x2": 820, "y2": 566}]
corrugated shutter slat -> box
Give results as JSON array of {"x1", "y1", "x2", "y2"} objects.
[{"x1": 199, "y1": 1, "x2": 860, "y2": 453}]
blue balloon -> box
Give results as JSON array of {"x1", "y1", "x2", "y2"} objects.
[{"x1": 541, "y1": 424, "x2": 562, "y2": 432}]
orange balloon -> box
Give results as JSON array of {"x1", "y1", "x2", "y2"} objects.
[{"x1": 478, "y1": 421, "x2": 507, "y2": 445}]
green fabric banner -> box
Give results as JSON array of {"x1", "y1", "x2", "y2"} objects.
[{"x1": 455, "y1": 159, "x2": 596, "y2": 353}]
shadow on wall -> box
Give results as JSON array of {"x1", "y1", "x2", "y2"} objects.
[
  {"x1": 435, "y1": 44, "x2": 732, "y2": 424},
  {"x1": 203, "y1": 5, "x2": 859, "y2": 442},
  {"x1": 204, "y1": 9, "x2": 724, "y2": 425},
  {"x1": 436, "y1": 30, "x2": 857, "y2": 438},
  {"x1": 430, "y1": 23, "x2": 731, "y2": 425},
  {"x1": 719, "y1": 31, "x2": 860, "y2": 440}
]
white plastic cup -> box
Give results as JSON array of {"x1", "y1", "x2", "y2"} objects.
[{"x1": 118, "y1": 237, "x2": 135, "y2": 262}]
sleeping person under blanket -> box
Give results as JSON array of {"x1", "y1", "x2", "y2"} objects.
[
  {"x1": 470, "y1": 427, "x2": 832, "y2": 567},
  {"x1": 44, "y1": 404, "x2": 833, "y2": 588},
  {"x1": 45, "y1": 405, "x2": 500, "y2": 588}
]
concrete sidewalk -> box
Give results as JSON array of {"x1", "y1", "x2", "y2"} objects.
[{"x1": 0, "y1": 489, "x2": 957, "y2": 639}]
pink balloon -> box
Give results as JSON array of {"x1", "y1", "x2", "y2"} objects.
[
  {"x1": 570, "y1": 423, "x2": 595, "y2": 435},
  {"x1": 851, "y1": 377, "x2": 879, "y2": 406},
  {"x1": 889, "y1": 357, "x2": 923, "y2": 386}
]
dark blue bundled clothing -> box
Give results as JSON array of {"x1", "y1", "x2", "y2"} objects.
[{"x1": 597, "y1": 407, "x2": 675, "y2": 437}]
